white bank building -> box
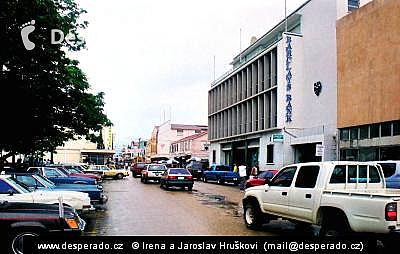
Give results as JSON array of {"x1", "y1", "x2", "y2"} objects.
[{"x1": 208, "y1": 0, "x2": 369, "y2": 170}]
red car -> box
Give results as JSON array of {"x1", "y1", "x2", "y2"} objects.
[
  {"x1": 50, "y1": 165, "x2": 103, "y2": 182},
  {"x1": 244, "y1": 169, "x2": 278, "y2": 189},
  {"x1": 130, "y1": 162, "x2": 146, "y2": 178}
]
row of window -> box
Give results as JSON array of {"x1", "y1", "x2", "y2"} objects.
[
  {"x1": 209, "y1": 48, "x2": 277, "y2": 114},
  {"x1": 269, "y1": 164, "x2": 381, "y2": 189},
  {"x1": 339, "y1": 120, "x2": 400, "y2": 141}
]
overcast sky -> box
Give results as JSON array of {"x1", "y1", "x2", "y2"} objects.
[{"x1": 70, "y1": 0, "x2": 305, "y2": 149}]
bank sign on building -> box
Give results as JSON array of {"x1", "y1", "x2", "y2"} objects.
[{"x1": 207, "y1": 0, "x2": 359, "y2": 170}]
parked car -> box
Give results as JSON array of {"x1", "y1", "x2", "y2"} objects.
[
  {"x1": 0, "y1": 201, "x2": 86, "y2": 254},
  {"x1": 27, "y1": 166, "x2": 98, "y2": 185},
  {"x1": 371, "y1": 161, "x2": 400, "y2": 188},
  {"x1": 8, "y1": 172, "x2": 107, "y2": 208},
  {"x1": 84, "y1": 165, "x2": 129, "y2": 179},
  {"x1": 160, "y1": 168, "x2": 194, "y2": 191},
  {"x1": 0, "y1": 175, "x2": 94, "y2": 215},
  {"x1": 244, "y1": 169, "x2": 279, "y2": 189},
  {"x1": 203, "y1": 164, "x2": 240, "y2": 185},
  {"x1": 50, "y1": 164, "x2": 103, "y2": 182},
  {"x1": 130, "y1": 162, "x2": 146, "y2": 178},
  {"x1": 141, "y1": 164, "x2": 167, "y2": 183}
]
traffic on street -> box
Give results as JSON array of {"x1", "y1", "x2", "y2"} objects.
[{"x1": 84, "y1": 171, "x2": 317, "y2": 236}]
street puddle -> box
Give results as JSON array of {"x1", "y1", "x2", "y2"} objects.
[{"x1": 194, "y1": 191, "x2": 242, "y2": 217}]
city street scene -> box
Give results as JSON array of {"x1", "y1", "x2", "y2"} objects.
[{"x1": 1, "y1": 0, "x2": 399, "y2": 253}]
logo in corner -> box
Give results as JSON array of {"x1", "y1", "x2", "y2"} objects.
[{"x1": 20, "y1": 20, "x2": 36, "y2": 50}]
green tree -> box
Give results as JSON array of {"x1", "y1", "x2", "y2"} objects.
[{"x1": 0, "y1": 0, "x2": 112, "y2": 166}]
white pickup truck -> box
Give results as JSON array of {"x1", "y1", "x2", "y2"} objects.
[{"x1": 243, "y1": 161, "x2": 400, "y2": 236}]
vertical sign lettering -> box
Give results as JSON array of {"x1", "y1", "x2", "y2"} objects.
[{"x1": 285, "y1": 36, "x2": 293, "y2": 123}]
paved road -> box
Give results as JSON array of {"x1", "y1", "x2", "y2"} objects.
[{"x1": 84, "y1": 174, "x2": 317, "y2": 236}]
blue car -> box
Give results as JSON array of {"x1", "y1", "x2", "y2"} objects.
[
  {"x1": 8, "y1": 172, "x2": 107, "y2": 208},
  {"x1": 372, "y1": 161, "x2": 400, "y2": 188},
  {"x1": 27, "y1": 167, "x2": 98, "y2": 185}
]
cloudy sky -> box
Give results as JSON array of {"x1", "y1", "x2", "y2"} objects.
[{"x1": 70, "y1": 0, "x2": 305, "y2": 149}]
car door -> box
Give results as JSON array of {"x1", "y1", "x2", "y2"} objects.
[
  {"x1": 288, "y1": 165, "x2": 320, "y2": 222},
  {"x1": 0, "y1": 179, "x2": 34, "y2": 203},
  {"x1": 261, "y1": 166, "x2": 297, "y2": 216}
]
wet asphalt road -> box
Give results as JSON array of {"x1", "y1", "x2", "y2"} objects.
[{"x1": 84, "y1": 174, "x2": 318, "y2": 236}]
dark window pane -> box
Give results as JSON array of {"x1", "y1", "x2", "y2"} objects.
[
  {"x1": 371, "y1": 124, "x2": 380, "y2": 138},
  {"x1": 270, "y1": 167, "x2": 296, "y2": 187},
  {"x1": 330, "y1": 166, "x2": 346, "y2": 183},
  {"x1": 369, "y1": 166, "x2": 380, "y2": 183},
  {"x1": 359, "y1": 165, "x2": 367, "y2": 183},
  {"x1": 394, "y1": 121, "x2": 400, "y2": 136},
  {"x1": 350, "y1": 128, "x2": 358, "y2": 140},
  {"x1": 295, "y1": 166, "x2": 320, "y2": 188},
  {"x1": 348, "y1": 165, "x2": 357, "y2": 183},
  {"x1": 267, "y1": 144, "x2": 274, "y2": 163},
  {"x1": 381, "y1": 122, "x2": 391, "y2": 137},
  {"x1": 340, "y1": 129, "x2": 349, "y2": 141},
  {"x1": 359, "y1": 125, "x2": 369, "y2": 139},
  {"x1": 359, "y1": 148, "x2": 378, "y2": 161}
]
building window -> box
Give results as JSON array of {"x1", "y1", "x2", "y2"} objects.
[
  {"x1": 348, "y1": 0, "x2": 359, "y2": 12},
  {"x1": 370, "y1": 123, "x2": 380, "y2": 138},
  {"x1": 340, "y1": 129, "x2": 349, "y2": 141},
  {"x1": 195, "y1": 129, "x2": 201, "y2": 134},
  {"x1": 267, "y1": 144, "x2": 274, "y2": 163},
  {"x1": 212, "y1": 150, "x2": 216, "y2": 163},
  {"x1": 177, "y1": 129, "x2": 183, "y2": 136},
  {"x1": 359, "y1": 125, "x2": 369, "y2": 139},
  {"x1": 350, "y1": 127, "x2": 358, "y2": 140},
  {"x1": 381, "y1": 122, "x2": 392, "y2": 137},
  {"x1": 394, "y1": 121, "x2": 400, "y2": 136}
]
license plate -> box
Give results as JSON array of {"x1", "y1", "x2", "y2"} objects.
[{"x1": 178, "y1": 177, "x2": 184, "y2": 180}]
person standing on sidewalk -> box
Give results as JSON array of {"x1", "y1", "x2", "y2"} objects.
[
  {"x1": 238, "y1": 164, "x2": 247, "y2": 190},
  {"x1": 250, "y1": 164, "x2": 258, "y2": 179}
]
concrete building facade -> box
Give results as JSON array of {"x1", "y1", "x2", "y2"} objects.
[{"x1": 208, "y1": 0, "x2": 370, "y2": 170}]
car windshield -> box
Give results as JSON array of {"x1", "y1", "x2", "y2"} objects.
[
  {"x1": 259, "y1": 171, "x2": 275, "y2": 179},
  {"x1": 44, "y1": 167, "x2": 68, "y2": 177},
  {"x1": 35, "y1": 174, "x2": 56, "y2": 187},
  {"x1": 66, "y1": 167, "x2": 82, "y2": 174},
  {"x1": 169, "y1": 168, "x2": 190, "y2": 175},
  {"x1": 148, "y1": 165, "x2": 165, "y2": 171},
  {"x1": 8, "y1": 177, "x2": 31, "y2": 193},
  {"x1": 136, "y1": 163, "x2": 145, "y2": 168}
]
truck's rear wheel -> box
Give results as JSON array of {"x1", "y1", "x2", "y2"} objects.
[
  {"x1": 244, "y1": 202, "x2": 264, "y2": 229},
  {"x1": 319, "y1": 211, "x2": 351, "y2": 237}
]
